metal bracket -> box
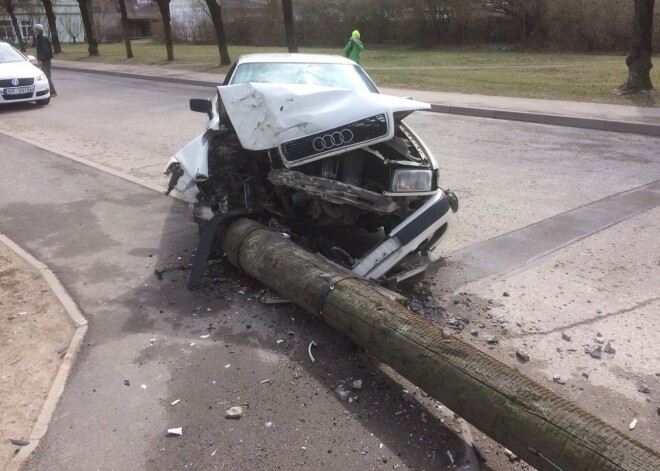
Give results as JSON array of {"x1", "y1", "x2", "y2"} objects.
[{"x1": 316, "y1": 273, "x2": 362, "y2": 315}]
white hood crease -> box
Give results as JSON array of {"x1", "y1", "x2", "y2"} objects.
[{"x1": 217, "y1": 82, "x2": 431, "y2": 151}]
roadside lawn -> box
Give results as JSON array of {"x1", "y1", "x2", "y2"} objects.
[{"x1": 46, "y1": 40, "x2": 658, "y2": 106}]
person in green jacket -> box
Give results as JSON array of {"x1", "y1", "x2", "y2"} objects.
[{"x1": 343, "y1": 30, "x2": 364, "y2": 64}]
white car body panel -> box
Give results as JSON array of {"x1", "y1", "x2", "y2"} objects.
[
  {"x1": 216, "y1": 82, "x2": 430, "y2": 151},
  {"x1": 0, "y1": 45, "x2": 50, "y2": 104}
]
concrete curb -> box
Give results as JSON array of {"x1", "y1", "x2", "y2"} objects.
[
  {"x1": 429, "y1": 104, "x2": 660, "y2": 137},
  {"x1": 0, "y1": 234, "x2": 88, "y2": 471},
  {"x1": 54, "y1": 64, "x2": 660, "y2": 137}
]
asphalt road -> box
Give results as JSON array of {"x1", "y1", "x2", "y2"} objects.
[{"x1": 1, "y1": 70, "x2": 659, "y2": 470}]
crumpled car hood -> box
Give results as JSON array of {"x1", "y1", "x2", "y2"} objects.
[{"x1": 216, "y1": 82, "x2": 430, "y2": 151}]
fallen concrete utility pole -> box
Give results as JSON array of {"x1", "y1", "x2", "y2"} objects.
[{"x1": 223, "y1": 219, "x2": 660, "y2": 471}]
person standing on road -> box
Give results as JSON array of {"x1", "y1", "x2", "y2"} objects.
[
  {"x1": 343, "y1": 30, "x2": 364, "y2": 64},
  {"x1": 33, "y1": 24, "x2": 56, "y2": 97}
]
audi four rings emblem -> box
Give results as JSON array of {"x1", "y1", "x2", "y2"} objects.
[
  {"x1": 312, "y1": 129, "x2": 354, "y2": 152},
  {"x1": 11, "y1": 78, "x2": 19, "y2": 86}
]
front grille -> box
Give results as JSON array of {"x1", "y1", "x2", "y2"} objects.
[
  {"x1": 280, "y1": 113, "x2": 389, "y2": 163},
  {"x1": 3, "y1": 93, "x2": 34, "y2": 100},
  {"x1": 0, "y1": 77, "x2": 34, "y2": 87}
]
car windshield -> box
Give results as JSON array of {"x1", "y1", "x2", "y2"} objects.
[
  {"x1": 230, "y1": 62, "x2": 379, "y2": 93},
  {"x1": 0, "y1": 45, "x2": 26, "y2": 64}
]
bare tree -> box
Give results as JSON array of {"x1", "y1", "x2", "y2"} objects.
[
  {"x1": 203, "y1": 0, "x2": 230, "y2": 65},
  {"x1": 623, "y1": 0, "x2": 654, "y2": 91},
  {"x1": 77, "y1": 0, "x2": 98, "y2": 55},
  {"x1": 40, "y1": 0, "x2": 61, "y2": 53},
  {"x1": 117, "y1": 0, "x2": 133, "y2": 58},
  {"x1": 58, "y1": 12, "x2": 83, "y2": 43},
  {"x1": 282, "y1": 0, "x2": 298, "y2": 52},
  {"x1": 1, "y1": 0, "x2": 26, "y2": 51},
  {"x1": 153, "y1": 0, "x2": 174, "y2": 61}
]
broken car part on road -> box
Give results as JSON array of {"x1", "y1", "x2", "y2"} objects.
[{"x1": 164, "y1": 54, "x2": 458, "y2": 287}]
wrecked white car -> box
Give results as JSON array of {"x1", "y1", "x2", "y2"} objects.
[{"x1": 165, "y1": 54, "x2": 458, "y2": 287}]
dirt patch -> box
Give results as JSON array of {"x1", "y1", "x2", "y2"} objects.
[{"x1": 0, "y1": 243, "x2": 74, "y2": 469}]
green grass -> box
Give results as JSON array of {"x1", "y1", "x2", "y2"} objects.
[{"x1": 45, "y1": 40, "x2": 659, "y2": 106}]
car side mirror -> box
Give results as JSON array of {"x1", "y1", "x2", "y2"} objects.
[
  {"x1": 26, "y1": 54, "x2": 37, "y2": 64},
  {"x1": 190, "y1": 98, "x2": 212, "y2": 118}
]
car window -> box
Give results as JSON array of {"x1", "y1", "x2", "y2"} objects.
[
  {"x1": 0, "y1": 45, "x2": 26, "y2": 64},
  {"x1": 230, "y1": 62, "x2": 379, "y2": 93}
]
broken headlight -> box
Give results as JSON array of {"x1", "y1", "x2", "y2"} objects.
[{"x1": 390, "y1": 169, "x2": 433, "y2": 192}]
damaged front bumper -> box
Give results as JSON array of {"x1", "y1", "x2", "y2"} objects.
[{"x1": 351, "y1": 189, "x2": 457, "y2": 281}]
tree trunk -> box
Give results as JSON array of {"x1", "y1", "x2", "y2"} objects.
[
  {"x1": 77, "y1": 0, "x2": 98, "y2": 56},
  {"x1": 281, "y1": 0, "x2": 298, "y2": 53},
  {"x1": 155, "y1": 0, "x2": 174, "y2": 62},
  {"x1": 5, "y1": 2, "x2": 26, "y2": 52},
  {"x1": 203, "y1": 0, "x2": 231, "y2": 65},
  {"x1": 221, "y1": 218, "x2": 660, "y2": 471},
  {"x1": 41, "y1": 0, "x2": 61, "y2": 53},
  {"x1": 117, "y1": 0, "x2": 133, "y2": 59},
  {"x1": 624, "y1": 0, "x2": 654, "y2": 91}
]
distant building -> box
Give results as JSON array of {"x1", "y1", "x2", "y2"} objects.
[{"x1": 0, "y1": 0, "x2": 160, "y2": 45}]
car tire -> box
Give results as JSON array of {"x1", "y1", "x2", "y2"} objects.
[{"x1": 36, "y1": 97, "x2": 50, "y2": 105}]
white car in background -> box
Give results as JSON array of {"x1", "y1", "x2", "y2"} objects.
[{"x1": 0, "y1": 40, "x2": 50, "y2": 105}]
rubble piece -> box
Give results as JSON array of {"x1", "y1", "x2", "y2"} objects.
[
  {"x1": 352, "y1": 379, "x2": 363, "y2": 390},
  {"x1": 442, "y1": 328, "x2": 452, "y2": 339},
  {"x1": 10, "y1": 439, "x2": 30, "y2": 446},
  {"x1": 504, "y1": 448, "x2": 518, "y2": 462},
  {"x1": 582, "y1": 373, "x2": 590, "y2": 380},
  {"x1": 595, "y1": 335, "x2": 605, "y2": 345},
  {"x1": 604, "y1": 341, "x2": 616, "y2": 354},
  {"x1": 471, "y1": 330, "x2": 479, "y2": 337},
  {"x1": 276, "y1": 339, "x2": 284, "y2": 344},
  {"x1": 638, "y1": 385, "x2": 651, "y2": 394},
  {"x1": 167, "y1": 427, "x2": 183, "y2": 436},
  {"x1": 516, "y1": 350, "x2": 530, "y2": 362},
  {"x1": 225, "y1": 406, "x2": 243, "y2": 419},
  {"x1": 629, "y1": 418, "x2": 638, "y2": 430},
  {"x1": 590, "y1": 346, "x2": 602, "y2": 359},
  {"x1": 486, "y1": 336, "x2": 499, "y2": 344},
  {"x1": 421, "y1": 413, "x2": 428, "y2": 424},
  {"x1": 561, "y1": 332, "x2": 572, "y2": 342},
  {"x1": 503, "y1": 292, "x2": 510, "y2": 297},
  {"x1": 124, "y1": 379, "x2": 130, "y2": 387}
]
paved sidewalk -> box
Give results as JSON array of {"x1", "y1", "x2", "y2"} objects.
[{"x1": 53, "y1": 60, "x2": 660, "y2": 136}]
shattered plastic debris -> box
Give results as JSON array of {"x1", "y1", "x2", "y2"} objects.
[
  {"x1": 352, "y1": 379, "x2": 363, "y2": 390},
  {"x1": 446, "y1": 450, "x2": 455, "y2": 464},
  {"x1": 200, "y1": 335, "x2": 210, "y2": 339},
  {"x1": 265, "y1": 421, "x2": 273, "y2": 427},
  {"x1": 629, "y1": 418, "x2": 638, "y2": 430},
  {"x1": 171, "y1": 399, "x2": 181, "y2": 406},
  {"x1": 167, "y1": 427, "x2": 183, "y2": 436},
  {"x1": 334, "y1": 386, "x2": 351, "y2": 401},
  {"x1": 276, "y1": 339, "x2": 284, "y2": 344},
  {"x1": 226, "y1": 406, "x2": 243, "y2": 419},
  {"x1": 308, "y1": 340, "x2": 318, "y2": 363},
  {"x1": 141, "y1": 384, "x2": 147, "y2": 389}
]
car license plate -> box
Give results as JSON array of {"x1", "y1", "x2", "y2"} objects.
[{"x1": 4, "y1": 86, "x2": 34, "y2": 96}]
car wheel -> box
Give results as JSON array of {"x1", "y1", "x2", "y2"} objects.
[{"x1": 36, "y1": 97, "x2": 50, "y2": 105}]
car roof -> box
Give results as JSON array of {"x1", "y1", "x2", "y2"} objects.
[{"x1": 235, "y1": 53, "x2": 356, "y2": 66}]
